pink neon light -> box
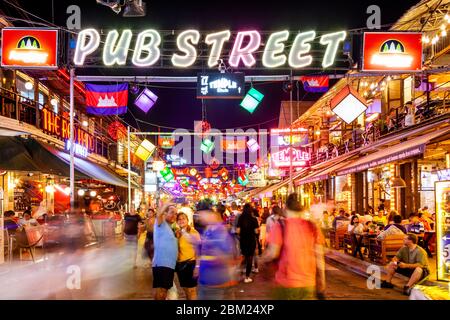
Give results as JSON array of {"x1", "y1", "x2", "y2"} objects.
[
  {"x1": 228, "y1": 31, "x2": 261, "y2": 67},
  {"x1": 272, "y1": 147, "x2": 310, "y2": 167}
]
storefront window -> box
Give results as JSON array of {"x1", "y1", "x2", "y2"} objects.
[{"x1": 16, "y1": 77, "x2": 34, "y2": 100}]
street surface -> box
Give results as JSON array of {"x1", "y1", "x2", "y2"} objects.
[{"x1": 0, "y1": 240, "x2": 407, "y2": 300}]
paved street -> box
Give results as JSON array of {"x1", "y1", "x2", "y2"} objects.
[{"x1": 0, "y1": 241, "x2": 407, "y2": 300}]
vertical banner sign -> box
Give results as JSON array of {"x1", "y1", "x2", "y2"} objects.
[
  {"x1": 85, "y1": 83, "x2": 129, "y2": 115},
  {"x1": 1, "y1": 28, "x2": 59, "y2": 69},
  {"x1": 435, "y1": 181, "x2": 450, "y2": 281},
  {"x1": 362, "y1": 32, "x2": 423, "y2": 72},
  {"x1": 197, "y1": 72, "x2": 245, "y2": 99}
]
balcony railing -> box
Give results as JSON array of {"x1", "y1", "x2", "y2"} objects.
[
  {"x1": 0, "y1": 86, "x2": 109, "y2": 158},
  {"x1": 309, "y1": 99, "x2": 450, "y2": 166}
]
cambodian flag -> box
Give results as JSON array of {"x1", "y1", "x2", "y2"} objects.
[
  {"x1": 301, "y1": 76, "x2": 329, "y2": 93},
  {"x1": 85, "y1": 83, "x2": 128, "y2": 115}
]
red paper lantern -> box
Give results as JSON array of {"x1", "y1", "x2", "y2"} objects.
[
  {"x1": 194, "y1": 120, "x2": 211, "y2": 138},
  {"x1": 209, "y1": 157, "x2": 220, "y2": 170},
  {"x1": 205, "y1": 167, "x2": 213, "y2": 178},
  {"x1": 108, "y1": 121, "x2": 127, "y2": 141}
]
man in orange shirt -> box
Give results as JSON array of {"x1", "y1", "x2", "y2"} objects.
[{"x1": 263, "y1": 193, "x2": 326, "y2": 300}]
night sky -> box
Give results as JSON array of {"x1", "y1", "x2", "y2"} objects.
[{"x1": 3, "y1": 0, "x2": 419, "y2": 132}]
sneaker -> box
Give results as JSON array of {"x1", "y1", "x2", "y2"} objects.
[
  {"x1": 403, "y1": 286, "x2": 412, "y2": 296},
  {"x1": 252, "y1": 268, "x2": 259, "y2": 273},
  {"x1": 244, "y1": 277, "x2": 253, "y2": 283},
  {"x1": 380, "y1": 280, "x2": 394, "y2": 289}
]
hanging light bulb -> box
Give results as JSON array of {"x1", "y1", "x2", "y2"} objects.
[
  {"x1": 446, "y1": 14, "x2": 450, "y2": 22},
  {"x1": 422, "y1": 35, "x2": 430, "y2": 44},
  {"x1": 442, "y1": 29, "x2": 447, "y2": 37},
  {"x1": 386, "y1": 75, "x2": 392, "y2": 82},
  {"x1": 441, "y1": 24, "x2": 447, "y2": 31},
  {"x1": 25, "y1": 81, "x2": 33, "y2": 90}
]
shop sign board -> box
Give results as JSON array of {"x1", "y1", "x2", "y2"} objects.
[
  {"x1": 362, "y1": 32, "x2": 423, "y2": 72},
  {"x1": 197, "y1": 72, "x2": 245, "y2": 99},
  {"x1": 272, "y1": 147, "x2": 310, "y2": 168},
  {"x1": 338, "y1": 145, "x2": 425, "y2": 176},
  {"x1": 41, "y1": 108, "x2": 95, "y2": 152},
  {"x1": 222, "y1": 138, "x2": 247, "y2": 153},
  {"x1": 1, "y1": 28, "x2": 59, "y2": 69}
]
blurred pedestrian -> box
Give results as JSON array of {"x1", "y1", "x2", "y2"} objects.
[
  {"x1": 123, "y1": 209, "x2": 143, "y2": 268},
  {"x1": 153, "y1": 204, "x2": 178, "y2": 300},
  {"x1": 237, "y1": 204, "x2": 260, "y2": 283},
  {"x1": 195, "y1": 201, "x2": 238, "y2": 300},
  {"x1": 263, "y1": 193, "x2": 326, "y2": 300}
]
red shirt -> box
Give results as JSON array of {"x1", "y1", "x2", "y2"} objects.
[{"x1": 267, "y1": 217, "x2": 324, "y2": 288}]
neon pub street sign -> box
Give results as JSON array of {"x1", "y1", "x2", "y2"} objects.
[{"x1": 73, "y1": 29, "x2": 347, "y2": 69}]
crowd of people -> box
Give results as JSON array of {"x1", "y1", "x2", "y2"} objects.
[
  {"x1": 318, "y1": 204, "x2": 434, "y2": 295},
  {"x1": 123, "y1": 194, "x2": 326, "y2": 300}
]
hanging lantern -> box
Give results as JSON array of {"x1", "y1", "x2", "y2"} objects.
[
  {"x1": 205, "y1": 167, "x2": 213, "y2": 178},
  {"x1": 189, "y1": 168, "x2": 198, "y2": 176},
  {"x1": 194, "y1": 120, "x2": 211, "y2": 138},
  {"x1": 209, "y1": 157, "x2": 220, "y2": 170},
  {"x1": 135, "y1": 139, "x2": 156, "y2": 161},
  {"x1": 247, "y1": 138, "x2": 260, "y2": 152},
  {"x1": 160, "y1": 167, "x2": 175, "y2": 182},
  {"x1": 200, "y1": 139, "x2": 215, "y2": 154},
  {"x1": 107, "y1": 121, "x2": 127, "y2": 141}
]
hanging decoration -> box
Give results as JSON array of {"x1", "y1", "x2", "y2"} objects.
[
  {"x1": 134, "y1": 139, "x2": 156, "y2": 161},
  {"x1": 247, "y1": 138, "x2": 260, "y2": 152},
  {"x1": 107, "y1": 120, "x2": 127, "y2": 141},
  {"x1": 194, "y1": 120, "x2": 211, "y2": 138},
  {"x1": 160, "y1": 167, "x2": 175, "y2": 182},
  {"x1": 209, "y1": 157, "x2": 220, "y2": 170},
  {"x1": 201, "y1": 139, "x2": 215, "y2": 154}
]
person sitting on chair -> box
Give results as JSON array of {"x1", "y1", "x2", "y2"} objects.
[{"x1": 380, "y1": 234, "x2": 430, "y2": 296}]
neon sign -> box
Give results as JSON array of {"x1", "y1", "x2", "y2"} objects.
[
  {"x1": 73, "y1": 29, "x2": 347, "y2": 69},
  {"x1": 65, "y1": 140, "x2": 89, "y2": 158},
  {"x1": 272, "y1": 147, "x2": 310, "y2": 168},
  {"x1": 197, "y1": 72, "x2": 245, "y2": 99},
  {"x1": 362, "y1": 32, "x2": 422, "y2": 72},
  {"x1": 1, "y1": 28, "x2": 59, "y2": 69}
]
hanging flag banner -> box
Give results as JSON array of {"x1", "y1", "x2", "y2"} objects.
[
  {"x1": 85, "y1": 83, "x2": 128, "y2": 115},
  {"x1": 301, "y1": 75, "x2": 329, "y2": 92},
  {"x1": 1, "y1": 28, "x2": 59, "y2": 69},
  {"x1": 362, "y1": 32, "x2": 423, "y2": 72}
]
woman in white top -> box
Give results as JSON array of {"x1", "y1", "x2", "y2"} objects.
[{"x1": 348, "y1": 215, "x2": 366, "y2": 260}]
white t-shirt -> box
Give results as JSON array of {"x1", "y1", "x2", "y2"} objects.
[{"x1": 348, "y1": 223, "x2": 364, "y2": 235}]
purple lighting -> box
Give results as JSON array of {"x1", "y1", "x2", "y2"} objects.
[{"x1": 134, "y1": 88, "x2": 158, "y2": 113}]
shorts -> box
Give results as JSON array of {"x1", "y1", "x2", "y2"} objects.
[
  {"x1": 152, "y1": 266, "x2": 175, "y2": 289},
  {"x1": 273, "y1": 286, "x2": 317, "y2": 300},
  {"x1": 176, "y1": 260, "x2": 197, "y2": 288},
  {"x1": 396, "y1": 267, "x2": 429, "y2": 280}
]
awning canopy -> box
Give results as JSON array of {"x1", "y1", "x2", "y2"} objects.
[
  {"x1": 39, "y1": 142, "x2": 131, "y2": 188},
  {"x1": 254, "y1": 169, "x2": 308, "y2": 198},
  {"x1": 296, "y1": 158, "x2": 354, "y2": 186},
  {"x1": 0, "y1": 136, "x2": 41, "y2": 172},
  {"x1": 336, "y1": 127, "x2": 450, "y2": 176}
]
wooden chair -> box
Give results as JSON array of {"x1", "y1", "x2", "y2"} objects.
[
  {"x1": 343, "y1": 233, "x2": 353, "y2": 254},
  {"x1": 15, "y1": 226, "x2": 44, "y2": 262},
  {"x1": 369, "y1": 234, "x2": 405, "y2": 265},
  {"x1": 329, "y1": 227, "x2": 348, "y2": 250}
]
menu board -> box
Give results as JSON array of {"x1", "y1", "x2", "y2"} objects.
[{"x1": 435, "y1": 181, "x2": 450, "y2": 281}]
